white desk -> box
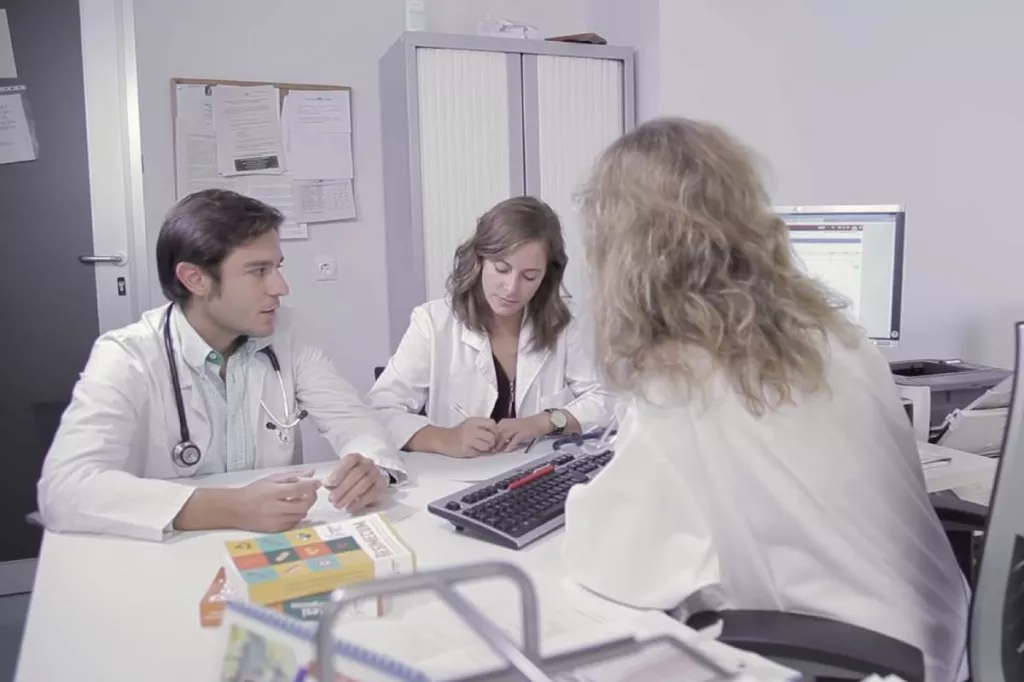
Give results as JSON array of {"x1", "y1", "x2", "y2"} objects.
[
  {"x1": 16, "y1": 441, "x2": 977, "y2": 681},
  {"x1": 22, "y1": 445, "x2": 770, "y2": 682},
  {"x1": 13, "y1": 461, "x2": 552, "y2": 681}
]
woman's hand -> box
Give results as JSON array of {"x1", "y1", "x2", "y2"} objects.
[
  {"x1": 493, "y1": 414, "x2": 551, "y2": 452},
  {"x1": 440, "y1": 418, "x2": 500, "y2": 458}
]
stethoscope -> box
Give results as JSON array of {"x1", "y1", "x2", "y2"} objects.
[{"x1": 163, "y1": 303, "x2": 308, "y2": 468}]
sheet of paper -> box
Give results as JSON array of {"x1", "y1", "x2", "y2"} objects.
[
  {"x1": 212, "y1": 84, "x2": 285, "y2": 176},
  {"x1": 301, "y1": 486, "x2": 417, "y2": 527},
  {"x1": 284, "y1": 89, "x2": 351, "y2": 135},
  {"x1": 403, "y1": 447, "x2": 550, "y2": 482},
  {"x1": 920, "y1": 453, "x2": 952, "y2": 469},
  {"x1": 245, "y1": 176, "x2": 294, "y2": 220},
  {"x1": 953, "y1": 481, "x2": 992, "y2": 506},
  {"x1": 282, "y1": 90, "x2": 353, "y2": 180},
  {"x1": 401, "y1": 571, "x2": 638, "y2": 655},
  {"x1": 287, "y1": 131, "x2": 353, "y2": 180},
  {"x1": 0, "y1": 91, "x2": 37, "y2": 164},
  {"x1": 409, "y1": 582, "x2": 697, "y2": 679},
  {"x1": 279, "y1": 221, "x2": 308, "y2": 240},
  {"x1": 0, "y1": 10, "x2": 16, "y2": 78},
  {"x1": 174, "y1": 84, "x2": 224, "y2": 197},
  {"x1": 291, "y1": 178, "x2": 356, "y2": 222}
]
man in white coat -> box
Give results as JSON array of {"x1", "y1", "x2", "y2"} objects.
[{"x1": 37, "y1": 189, "x2": 405, "y2": 541}]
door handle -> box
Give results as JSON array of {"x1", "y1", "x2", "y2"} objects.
[{"x1": 78, "y1": 253, "x2": 127, "y2": 266}]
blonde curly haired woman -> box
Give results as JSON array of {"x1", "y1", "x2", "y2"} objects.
[{"x1": 562, "y1": 118, "x2": 968, "y2": 682}]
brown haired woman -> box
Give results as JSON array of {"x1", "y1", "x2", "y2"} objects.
[{"x1": 368, "y1": 196, "x2": 615, "y2": 458}]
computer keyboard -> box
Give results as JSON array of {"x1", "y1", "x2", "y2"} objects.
[{"x1": 427, "y1": 448, "x2": 614, "y2": 550}]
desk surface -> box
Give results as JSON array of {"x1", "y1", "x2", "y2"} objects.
[
  {"x1": 16, "y1": 442, "x2": 994, "y2": 681},
  {"x1": 15, "y1": 447, "x2": 663, "y2": 682}
]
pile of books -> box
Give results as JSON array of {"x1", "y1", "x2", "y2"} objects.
[{"x1": 201, "y1": 512, "x2": 416, "y2": 627}]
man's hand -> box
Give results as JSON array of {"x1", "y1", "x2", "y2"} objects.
[
  {"x1": 494, "y1": 414, "x2": 551, "y2": 452},
  {"x1": 174, "y1": 471, "x2": 320, "y2": 533},
  {"x1": 325, "y1": 453, "x2": 389, "y2": 512},
  {"x1": 441, "y1": 418, "x2": 499, "y2": 458}
]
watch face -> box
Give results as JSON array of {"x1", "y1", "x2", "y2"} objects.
[{"x1": 551, "y1": 410, "x2": 568, "y2": 429}]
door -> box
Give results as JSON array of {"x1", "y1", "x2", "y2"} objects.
[
  {"x1": 0, "y1": 0, "x2": 134, "y2": 595},
  {"x1": 523, "y1": 54, "x2": 628, "y2": 307}
]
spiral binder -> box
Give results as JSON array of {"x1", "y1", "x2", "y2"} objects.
[{"x1": 223, "y1": 599, "x2": 430, "y2": 681}]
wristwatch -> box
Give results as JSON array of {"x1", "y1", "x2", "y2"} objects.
[{"x1": 544, "y1": 408, "x2": 568, "y2": 435}]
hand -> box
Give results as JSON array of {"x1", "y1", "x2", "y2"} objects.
[
  {"x1": 231, "y1": 470, "x2": 321, "y2": 533},
  {"x1": 325, "y1": 453, "x2": 389, "y2": 512},
  {"x1": 441, "y1": 418, "x2": 499, "y2": 458},
  {"x1": 494, "y1": 415, "x2": 551, "y2": 452}
]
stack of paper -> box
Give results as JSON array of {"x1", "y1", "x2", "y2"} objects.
[{"x1": 173, "y1": 82, "x2": 358, "y2": 239}]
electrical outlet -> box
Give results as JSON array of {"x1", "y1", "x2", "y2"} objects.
[{"x1": 314, "y1": 256, "x2": 338, "y2": 281}]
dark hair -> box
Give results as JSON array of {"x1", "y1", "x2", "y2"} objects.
[
  {"x1": 156, "y1": 189, "x2": 283, "y2": 304},
  {"x1": 446, "y1": 196, "x2": 571, "y2": 351}
]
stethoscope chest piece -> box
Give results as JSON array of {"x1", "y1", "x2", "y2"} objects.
[
  {"x1": 275, "y1": 428, "x2": 294, "y2": 446},
  {"x1": 172, "y1": 440, "x2": 202, "y2": 468}
]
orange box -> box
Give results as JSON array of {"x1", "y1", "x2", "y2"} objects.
[{"x1": 200, "y1": 567, "x2": 228, "y2": 628}]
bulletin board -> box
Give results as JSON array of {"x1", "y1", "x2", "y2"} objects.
[{"x1": 171, "y1": 77, "x2": 356, "y2": 240}]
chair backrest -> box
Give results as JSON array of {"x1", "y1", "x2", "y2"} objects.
[
  {"x1": 374, "y1": 366, "x2": 385, "y2": 381},
  {"x1": 971, "y1": 321, "x2": 1024, "y2": 682}
]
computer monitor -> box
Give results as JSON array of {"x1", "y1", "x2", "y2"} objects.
[{"x1": 776, "y1": 205, "x2": 906, "y2": 347}]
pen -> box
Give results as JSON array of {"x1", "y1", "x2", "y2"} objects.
[{"x1": 453, "y1": 403, "x2": 469, "y2": 419}]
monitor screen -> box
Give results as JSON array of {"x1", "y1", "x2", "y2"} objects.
[{"x1": 776, "y1": 205, "x2": 905, "y2": 346}]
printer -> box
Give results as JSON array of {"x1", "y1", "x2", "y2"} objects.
[{"x1": 890, "y1": 359, "x2": 1011, "y2": 444}]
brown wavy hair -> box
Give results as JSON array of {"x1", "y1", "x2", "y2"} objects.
[
  {"x1": 579, "y1": 117, "x2": 859, "y2": 414},
  {"x1": 447, "y1": 196, "x2": 570, "y2": 351}
]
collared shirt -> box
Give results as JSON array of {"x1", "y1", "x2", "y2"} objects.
[
  {"x1": 171, "y1": 307, "x2": 400, "y2": 484},
  {"x1": 172, "y1": 306, "x2": 271, "y2": 475}
]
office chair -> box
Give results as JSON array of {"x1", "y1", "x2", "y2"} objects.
[
  {"x1": 967, "y1": 320, "x2": 1024, "y2": 682},
  {"x1": 374, "y1": 365, "x2": 385, "y2": 380},
  {"x1": 686, "y1": 609, "x2": 925, "y2": 681},
  {"x1": 689, "y1": 322, "x2": 1024, "y2": 682}
]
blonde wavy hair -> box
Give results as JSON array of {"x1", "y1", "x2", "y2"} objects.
[
  {"x1": 579, "y1": 117, "x2": 859, "y2": 414},
  {"x1": 447, "y1": 196, "x2": 570, "y2": 351}
]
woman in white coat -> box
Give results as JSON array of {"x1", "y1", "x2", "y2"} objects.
[
  {"x1": 368, "y1": 196, "x2": 614, "y2": 458},
  {"x1": 562, "y1": 118, "x2": 969, "y2": 682}
]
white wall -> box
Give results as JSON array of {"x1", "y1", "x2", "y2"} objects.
[
  {"x1": 657, "y1": 0, "x2": 1024, "y2": 369},
  {"x1": 431, "y1": 0, "x2": 586, "y2": 36},
  {"x1": 133, "y1": 0, "x2": 589, "y2": 460},
  {"x1": 584, "y1": 0, "x2": 659, "y2": 122}
]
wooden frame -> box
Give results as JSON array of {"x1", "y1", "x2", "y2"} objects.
[{"x1": 169, "y1": 77, "x2": 355, "y2": 222}]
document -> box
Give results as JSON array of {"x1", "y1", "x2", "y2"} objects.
[
  {"x1": 302, "y1": 485, "x2": 416, "y2": 527},
  {"x1": 0, "y1": 91, "x2": 37, "y2": 164},
  {"x1": 278, "y1": 222, "x2": 308, "y2": 241},
  {"x1": 212, "y1": 84, "x2": 285, "y2": 176},
  {"x1": 282, "y1": 89, "x2": 353, "y2": 180},
  {"x1": 241, "y1": 175, "x2": 292, "y2": 218},
  {"x1": 0, "y1": 10, "x2": 16, "y2": 78},
  {"x1": 404, "y1": 446, "x2": 552, "y2": 483},
  {"x1": 291, "y1": 178, "x2": 356, "y2": 222},
  {"x1": 174, "y1": 84, "x2": 222, "y2": 197}
]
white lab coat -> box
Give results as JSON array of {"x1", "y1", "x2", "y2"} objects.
[
  {"x1": 562, "y1": 334, "x2": 970, "y2": 682},
  {"x1": 367, "y1": 298, "x2": 615, "y2": 448},
  {"x1": 38, "y1": 305, "x2": 404, "y2": 542}
]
